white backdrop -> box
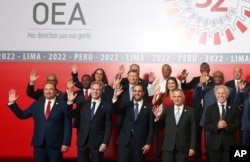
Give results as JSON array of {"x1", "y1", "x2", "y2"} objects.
[{"x1": 0, "y1": 0, "x2": 250, "y2": 62}]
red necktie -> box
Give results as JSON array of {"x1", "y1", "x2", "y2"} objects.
[
  {"x1": 84, "y1": 90, "x2": 89, "y2": 100},
  {"x1": 45, "y1": 101, "x2": 51, "y2": 119}
]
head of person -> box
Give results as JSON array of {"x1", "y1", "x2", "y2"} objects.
[
  {"x1": 166, "y1": 77, "x2": 178, "y2": 92},
  {"x1": 214, "y1": 85, "x2": 229, "y2": 104},
  {"x1": 133, "y1": 83, "x2": 145, "y2": 102},
  {"x1": 92, "y1": 68, "x2": 109, "y2": 85},
  {"x1": 213, "y1": 71, "x2": 224, "y2": 85},
  {"x1": 90, "y1": 81, "x2": 103, "y2": 100},
  {"x1": 81, "y1": 74, "x2": 92, "y2": 89},
  {"x1": 43, "y1": 83, "x2": 57, "y2": 100},
  {"x1": 162, "y1": 64, "x2": 172, "y2": 79},
  {"x1": 130, "y1": 64, "x2": 140, "y2": 75},
  {"x1": 46, "y1": 74, "x2": 58, "y2": 85},
  {"x1": 127, "y1": 69, "x2": 139, "y2": 85},
  {"x1": 172, "y1": 89, "x2": 185, "y2": 107},
  {"x1": 200, "y1": 62, "x2": 210, "y2": 74},
  {"x1": 233, "y1": 67, "x2": 242, "y2": 80}
]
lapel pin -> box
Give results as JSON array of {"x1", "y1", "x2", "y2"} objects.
[
  {"x1": 56, "y1": 102, "x2": 58, "y2": 105},
  {"x1": 228, "y1": 106, "x2": 231, "y2": 109},
  {"x1": 184, "y1": 109, "x2": 187, "y2": 112},
  {"x1": 144, "y1": 106, "x2": 146, "y2": 109}
]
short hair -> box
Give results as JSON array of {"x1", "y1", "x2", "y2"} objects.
[
  {"x1": 214, "y1": 85, "x2": 230, "y2": 97},
  {"x1": 127, "y1": 69, "x2": 139, "y2": 76},
  {"x1": 90, "y1": 81, "x2": 103, "y2": 89}
]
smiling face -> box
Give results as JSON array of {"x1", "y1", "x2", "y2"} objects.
[
  {"x1": 43, "y1": 83, "x2": 57, "y2": 100},
  {"x1": 133, "y1": 84, "x2": 144, "y2": 102},
  {"x1": 215, "y1": 86, "x2": 229, "y2": 104},
  {"x1": 90, "y1": 82, "x2": 103, "y2": 100},
  {"x1": 167, "y1": 78, "x2": 178, "y2": 91}
]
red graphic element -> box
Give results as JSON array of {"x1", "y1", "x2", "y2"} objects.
[
  {"x1": 214, "y1": 32, "x2": 221, "y2": 45},
  {"x1": 236, "y1": 20, "x2": 247, "y2": 33},
  {"x1": 195, "y1": 0, "x2": 228, "y2": 12},
  {"x1": 176, "y1": 19, "x2": 187, "y2": 28},
  {"x1": 167, "y1": 8, "x2": 180, "y2": 16},
  {"x1": 186, "y1": 28, "x2": 196, "y2": 40},
  {"x1": 225, "y1": 28, "x2": 235, "y2": 42},
  {"x1": 245, "y1": 9, "x2": 250, "y2": 18},
  {"x1": 199, "y1": 32, "x2": 207, "y2": 44}
]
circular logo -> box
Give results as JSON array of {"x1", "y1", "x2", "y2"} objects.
[{"x1": 165, "y1": 0, "x2": 250, "y2": 45}]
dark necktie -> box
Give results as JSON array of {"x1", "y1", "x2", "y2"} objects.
[
  {"x1": 84, "y1": 90, "x2": 89, "y2": 100},
  {"x1": 90, "y1": 102, "x2": 96, "y2": 120},
  {"x1": 134, "y1": 103, "x2": 139, "y2": 121},
  {"x1": 221, "y1": 105, "x2": 226, "y2": 120},
  {"x1": 45, "y1": 101, "x2": 51, "y2": 120}
]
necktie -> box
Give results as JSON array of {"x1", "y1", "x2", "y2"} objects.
[
  {"x1": 129, "y1": 86, "x2": 133, "y2": 101},
  {"x1": 175, "y1": 108, "x2": 181, "y2": 124},
  {"x1": 236, "y1": 81, "x2": 240, "y2": 93},
  {"x1": 84, "y1": 90, "x2": 89, "y2": 100},
  {"x1": 134, "y1": 103, "x2": 139, "y2": 121},
  {"x1": 45, "y1": 101, "x2": 51, "y2": 120},
  {"x1": 221, "y1": 105, "x2": 226, "y2": 120},
  {"x1": 90, "y1": 102, "x2": 96, "y2": 120}
]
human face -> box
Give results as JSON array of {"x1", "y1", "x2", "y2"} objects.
[
  {"x1": 162, "y1": 65, "x2": 172, "y2": 79},
  {"x1": 90, "y1": 83, "x2": 102, "y2": 100},
  {"x1": 43, "y1": 83, "x2": 57, "y2": 100},
  {"x1": 172, "y1": 90, "x2": 185, "y2": 107},
  {"x1": 130, "y1": 64, "x2": 140, "y2": 74},
  {"x1": 200, "y1": 63, "x2": 210, "y2": 74},
  {"x1": 46, "y1": 74, "x2": 58, "y2": 85},
  {"x1": 167, "y1": 79, "x2": 177, "y2": 91},
  {"x1": 233, "y1": 68, "x2": 242, "y2": 80},
  {"x1": 133, "y1": 85, "x2": 144, "y2": 102},
  {"x1": 81, "y1": 76, "x2": 92, "y2": 89},
  {"x1": 213, "y1": 71, "x2": 224, "y2": 85},
  {"x1": 94, "y1": 70, "x2": 104, "y2": 82},
  {"x1": 215, "y1": 87, "x2": 227, "y2": 104},
  {"x1": 127, "y1": 72, "x2": 139, "y2": 85}
]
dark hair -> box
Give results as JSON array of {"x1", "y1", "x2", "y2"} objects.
[
  {"x1": 161, "y1": 77, "x2": 178, "y2": 102},
  {"x1": 92, "y1": 68, "x2": 109, "y2": 84}
]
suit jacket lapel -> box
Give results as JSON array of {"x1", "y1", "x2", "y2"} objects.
[{"x1": 136, "y1": 102, "x2": 148, "y2": 121}]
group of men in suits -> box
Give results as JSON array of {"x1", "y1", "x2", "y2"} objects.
[{"x1": 7, "y1": 63, "x2": 248, "y2": 162}]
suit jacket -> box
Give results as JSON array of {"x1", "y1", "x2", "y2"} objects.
[
  {"x1": 8, "y1": 97, "x2": 72, "y2": 148},
  {"x1": 69, "y1": 99, "x2": 112, "y2": 148},
  {"x1": 72, "y1": 73, "x2": 114, "y2": 103},
  {"x1": 193, "y1": 84, "x2": 233, "y2": 126},
  {"x1": 26, "y1": 83, "x2": 64, "y2": 100},
  {"x1": 234, "y1": 87, "x2": 250, "y2": 130},
  {"x1": 155, "y1": 106, "x2": 196, "y2": 152},
  {"x1": 204, "y1": 103, "x2": 240, "y2": 151},
  {"x1": 181, "y1": 76, "x2": 214, "y2": 116},
  {"x1": 115, "y1": 101, "x2": 154, "y2": 147}
]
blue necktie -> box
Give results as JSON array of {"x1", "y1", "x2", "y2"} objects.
[
  {"x1": 90, "y1": 102, "x2": 96, "y2": 120},
  {"x1": 134, "y1": 103, "x2": 139, "y2": 121}
]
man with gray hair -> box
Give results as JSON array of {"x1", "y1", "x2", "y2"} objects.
[{"x1": 204, "y1": 85, "x2": 240, "y2": 162}]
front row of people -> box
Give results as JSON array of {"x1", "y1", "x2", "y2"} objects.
[{"x1": 7, "y1": 81, "x2": 241, "y2": 162}]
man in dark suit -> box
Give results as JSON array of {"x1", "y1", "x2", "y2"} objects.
[
  {"x1": 67, "y1": 81, "x2": 112, "y2": 162},
  {"x1": 181, "y1": 62, "x2": 213, "y2": 159},
  {"x1": 225, "y1": 67, "x2": 250, "y2": 101},
  {"x1": 8, "y1": 83, "x2": 72, "y2": 162},
  {"x1": 205, "y1": 85, "x2": 240, "y2": 162},
  {"x1": 152, "y1": 89, "x2": 196, "y2": 162},
  {"x1": 112, "y1": 83, "x2": 154, "y2": 162},
  {"x1": 27, "y1": 70, "x2": 64, "y2": 100}
]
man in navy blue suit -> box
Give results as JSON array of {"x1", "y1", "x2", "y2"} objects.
[
  {"x1": 113, "y1": 83, "x2": 154, "y2": 162},
  {"x1": 67, "y1": 81, "x2": 112, "y2": 162},
  {"x1": 8, "y1": 83, "x2": 72, "y2": 162}
]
